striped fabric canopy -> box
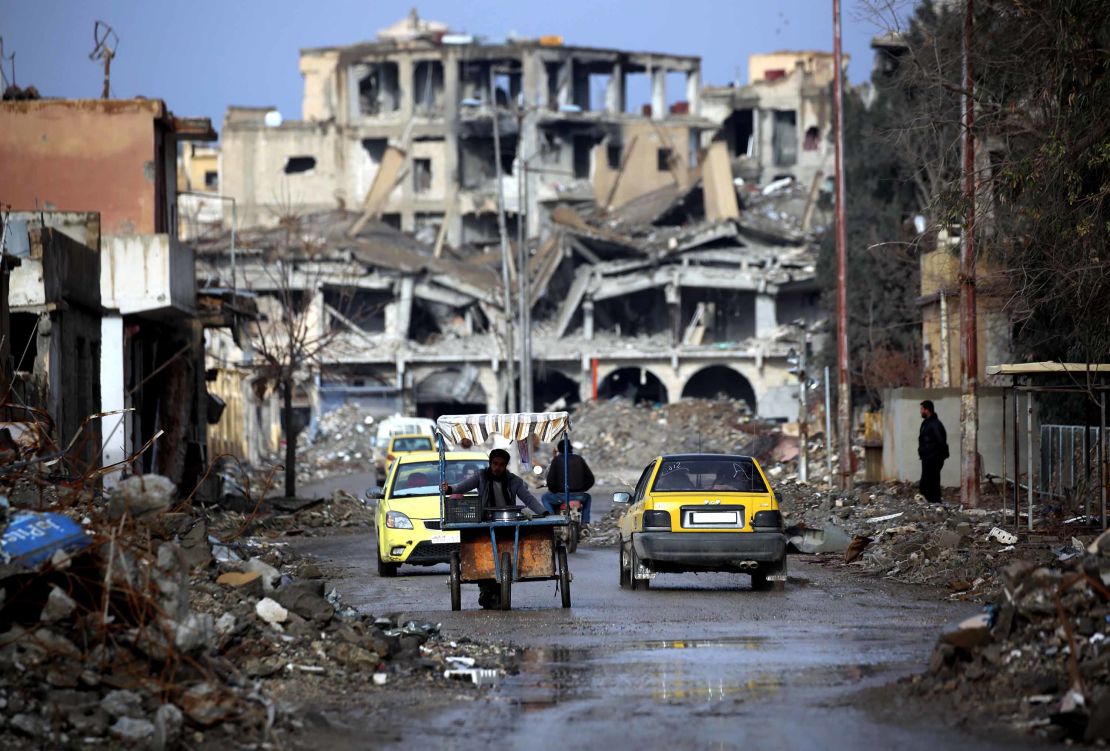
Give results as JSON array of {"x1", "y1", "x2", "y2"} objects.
[{"x1": 436, "y1": 412, "x2": 570, "y2": 446}]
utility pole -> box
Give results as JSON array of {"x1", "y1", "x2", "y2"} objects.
[
  {"x1": 832, "y1": 0, "x2": 853, "y2": 491},
  {"x1": 489, "y1": 69, "x2": 516, "y2": 412},
  {"x1": 959, "y1": 0, "x2": 980, "y2": 507},
  {"x1": 797, "y1": 331, "x2": 809, "y2": 484},
  {"x1": 516, "y1": 110, "x2": 533, "y2": 414}
]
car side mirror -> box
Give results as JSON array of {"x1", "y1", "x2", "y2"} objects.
[
  {"x1": 365, "y1": 487, "x2": 384, "y2": 500},
  {"x1": 612, "y1": 491, "x2": 631, "y2": 504}
]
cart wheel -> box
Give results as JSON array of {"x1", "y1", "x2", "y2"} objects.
[
  {"x1": 558, "y1": 544, "x2": 571, "y2": 608},
  {"x1": 619, "y1": 541, "x2": 631, "y2": 589},
  {"x1": 377, "y1": 554, "x2": 398, "y2": 578},
  {"x1": 630, "y1": 539, "x2": 650, "y2": 591},
  {"x1": 499, "y1": 551, "x2": 512, "y2": 611},
  {"x1": 449, "y1": 552, "x2": 462, "y2": 611},
  {"x1": 566, "y1": 521, "x2": 579, "y2": 554}
]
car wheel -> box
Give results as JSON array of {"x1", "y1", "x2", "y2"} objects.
[
  {"x1": 619, "y1": 540, "x2": 632, "y2": 589},
  {"x1": 377, "y1": 552, "x2": 398, "y2": 578},
  {"x1": 629, "y1": 538, "x2": 650, "y2": 591}
]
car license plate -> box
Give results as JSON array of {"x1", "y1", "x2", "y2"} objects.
[
  {"x1": 431, "y1": 533, "x2": 457, "y2": 544},
  {"x1": 690, "y1": 511, "x2": 739, "y2": 525}
]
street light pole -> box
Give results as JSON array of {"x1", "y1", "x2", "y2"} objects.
[
  {"x1": 959, "y1": 0, "x2": 980, "y2": 507},
  {"x1": 833, "y1": 0, "x2": 853, "y2": 491},
  {"x1": 489, "y1": 69, "x2": 516, "y2": 412}
]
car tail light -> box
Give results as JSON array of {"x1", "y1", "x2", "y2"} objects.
[
  {"x1": 751, "y1": 510, "x2": 783, "y2": 530},
  {"x1": 387, "y1": 453, "x2": 395, "y2": 462},
  {"x1": 643, "y1": 510, "x2": 671, "y2": 530}
]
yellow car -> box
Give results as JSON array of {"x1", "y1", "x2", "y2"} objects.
[
  {"x1": 373, "y1": 450, "x2": 487, "y2": 577},
  {"x1": 376, "y1": 433, "x2": 436, "y2": 482},
  {"x1": 615, "y1": 453, "x2": 787, "y2": 591}
]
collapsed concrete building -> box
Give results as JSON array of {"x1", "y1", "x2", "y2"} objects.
[
  {"x1": 0, "y1": 98, "x2": 226, "y2": 494},
  {"x1": 219, "y1": 11, "x2": 708, "y2": 244},
  {"x1": 195, "y1": 16, "x2": 832, "y2": 454}
]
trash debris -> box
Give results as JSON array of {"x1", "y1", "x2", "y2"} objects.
[
  {"x1": 255, "y1": 597, "x2": 289, "y2": 625},
  {"x1": 987, "y1": 527, "x2": 1018, "y2": 545},
  {"x1": 1, "y1": 511, "x2": 91, "y2": 567}
]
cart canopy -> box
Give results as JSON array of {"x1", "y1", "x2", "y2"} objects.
[{"x1": 436, "y1": 412, "x2": 570, "y2": 446}]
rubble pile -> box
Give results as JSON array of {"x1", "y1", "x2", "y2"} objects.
[
  {"x1": 571, "y1": 397, "x2": 763, "y2": 478},
  {"x1": 774, "y1": 481, "x2": 1062, "y2": 599},
  {"x1": 208, "y1": 489, "x2": 374, "y2": 538},
  {"x1": 0, "y1": 476, "x2": 512, "y2": 750},
  {"x1": 291, "y1": 404, "x2": 377, "y2": 482},
  {"x1": 911, "y1": 537, "x2": 1110, "y2": 743}
]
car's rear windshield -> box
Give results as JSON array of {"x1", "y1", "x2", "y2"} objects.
[
  {"x1": 392, "y1": 436, "x2": 433, "y2": 452},
  {"x1": 650, "y1": 458, "x2": 767, "y2": 493},
  {"x1": 389, "y1": 460, "x2": 483, "y2": 498}
]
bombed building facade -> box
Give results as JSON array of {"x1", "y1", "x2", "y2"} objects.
[{"x1": 198, "y1": 15, "x2": 831, "y2": 454}]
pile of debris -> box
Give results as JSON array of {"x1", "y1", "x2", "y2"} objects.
[
  {"x1": 570, "y1": 397, "x2": 765, "y2": 479},
  {"x1": 774, "y1": 480, "x2": 1062, "y2": 599},
  {"x1": 292, "y1": 404, "x2": 377, "y2": 483},
  {"x1": 208, "y1": 489, "x2": 374, "y2": 538},
  {"x1": 0, "y1": 476, "x2": 511, "y2": 749},
  {"x1": 911, "y1": 536, "x2": 1110, "y2": 743}
]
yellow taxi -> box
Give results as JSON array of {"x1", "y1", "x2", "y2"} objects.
[
  {"x1": 614, "y1": 453, "x2": 787, "y2": 591},
  {"x1": 373, "y1": 450, "x2": 487, "y2": 577},
  {"x1": 377, "y1": 433, "x2": 436, "y2": 482}
]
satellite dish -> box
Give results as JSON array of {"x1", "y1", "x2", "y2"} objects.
[{"x1": 264, "y1": 110, "x2": 283, "y2": 127}]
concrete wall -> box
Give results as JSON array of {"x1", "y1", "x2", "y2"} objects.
[
  {"x1": 0, "y1": 100, "x2": 167, "y2": 235},
  {"x1": 882, "y1": 387, "x2": 1033, "y2": 488},
  {"x1": 102, "y1": 234, "x2": 196, "y2": 315},
  {"x1": 592, "y1": 121, "x2": 696, "y2": 208}
]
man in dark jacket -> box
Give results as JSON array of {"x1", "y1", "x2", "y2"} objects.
[
  {"x1": 442, "y1": 448, "x2": 546, "y2": 609},
  {"x1": 918, "y1": 400, "x2": 949, "y2": 503},
  {"x1": 541, "y1": 443, "x2": 596, "y2": 532}
]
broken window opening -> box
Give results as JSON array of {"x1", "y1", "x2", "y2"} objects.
[
  {"x1": 803, "y1": 126, "x2": 820, "y2": 151},
  {"x1": 573, "y1": 136, "x2": 592, "y2": 179},
  {"x1": 413, "y1": 60, "x2": 445, "y2": 115},
  {"x1": 595, "y1": 289, "x2": 668, "y2": 337},
  {"x1": 354, "y1": 62, "x2": 400, "y2": 117},
  {"x1": 414, "y1": 158, "x2": 433, "y2": 194},
  {"x1": 545, "y1": 61, "x2": 569, "y2": 110},
  {"x1": 533, "y1": 368, "x2": 581, "y2": 410},
  {"x1": 283, "y1": 156, "x2": 316, "y2": 175},
  {"x1": 664, "y1": 71, "x2": 688, "y2": 111},
  {"x1": 324, "y1": 288, "x2": 388, "y2": 334},
  {"x1": 657, "y1": 148, "x2": 674, "y2": 172},
  {"x1": 462, "y1": 214, "x2": 501, "y2": 244},
  {"x1": 204, "y1": 170, "x2": 218, "y2": 190},
  {"x1": 772, "y1": 110, "x2": 798, "y2": 167},
  {"x1": 413, "y1": 212, "x2": 443, "y2": 245},
  {"x1": 9, "y1": 312, "x2": 39, "y2": 375},
  {"x1": 492, "y1": 70, "x2": 520, "y2": 108},
  {"x1": 623, "y1": 71, "x2": 650, "y2": 115},
  {"x1": 723, "y1": 109, "x2": 755, "y2": 158},
  {"x1": 381, "y1": 213, "x2": 401, "y2": 230},
  {"x1": 681, "y1": 288, "x2": 755, "y2": 343},
  {"x1": 606, "y1": 142, "x2": 622, "y2": 169},
  {"x1": 459, "y1": 136, "x2": 517, "y2": 188}
]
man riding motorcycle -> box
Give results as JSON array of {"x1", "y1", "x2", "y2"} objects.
[{"x1": 541, "y1": 442, "x2": 595, "y2": 536}]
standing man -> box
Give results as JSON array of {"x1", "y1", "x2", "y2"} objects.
[
  {"x1": 542, "y1": 442, "x2": 596, "y2": 535},
  {"x1": 918, "y1": 400, "x2": 949, "y2": 503},
  {"x1": 443, "y1": 448, "x2": 547, "y2": 609}
]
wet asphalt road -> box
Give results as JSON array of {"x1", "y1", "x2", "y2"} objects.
[{"x1": 294, "y1": 473, "x2": 1047, "y2": 751}]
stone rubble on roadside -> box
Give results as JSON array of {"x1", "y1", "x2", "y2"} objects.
[{"x1": 0, "y1": 473, "x2": 517, "y2": 750}]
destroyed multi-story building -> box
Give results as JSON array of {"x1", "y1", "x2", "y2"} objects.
[
  {"x1": 196, "y1": 15, "x2": 829, "y2": 454},
  {"x1": 702, "y1": 51, "x2": 843, "y2": 195},
  {"x1": 0, "y1": 98, "x2": 225, "y2": 493}
]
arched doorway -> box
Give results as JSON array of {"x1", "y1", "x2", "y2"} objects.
[
  {"x1": 598, "y1": 367, "x2": 668, "y2": 405},
  {"x1": 533, "y1": 368, "x2": 581, "y2": 411},
  {"x1": 681, "y1": 365, "x2": 757, "y2": 413},
  {"x1": 414, "y1": 368, "x2": 487, "y2": 419}
]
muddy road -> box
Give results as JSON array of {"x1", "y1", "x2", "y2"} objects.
[{"x1": 293, "y1": 473, "x2": 1046, "y2": 751}]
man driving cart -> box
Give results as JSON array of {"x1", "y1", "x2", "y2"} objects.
[{"x1": 442, "y1": 448, "x2": 547, "y2": 609}]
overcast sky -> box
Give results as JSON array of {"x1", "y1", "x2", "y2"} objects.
[{"x1": 0, "y1": 0, "x2": 892, "y2": 132}]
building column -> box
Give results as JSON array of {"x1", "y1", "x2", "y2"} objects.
[
  {"x1": 651, "y1": 67, "x2": 666, "y2": 120},
  {"x1": 444, "y1": 50, "x2": 463, "y2": 246},
  {"x1": 583, "y1": 300, "x2": 595, "y2": 341},
  {"x1": 100, "y1": 314, "x2": 127, "y2": 489},
  {"x1": 606, "y1": 63, "x2": 626, "y2": 114},
  {"x1": 685, "y1": 68, "x2": 701, "y2": 115},
  {"x1": 755, "y1": 293, "x2": 777, "y2": 337}
]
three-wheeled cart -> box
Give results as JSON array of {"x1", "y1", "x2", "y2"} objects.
[{"x1": 436, "y1": 412, "x2": 574, "y2": 611}]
